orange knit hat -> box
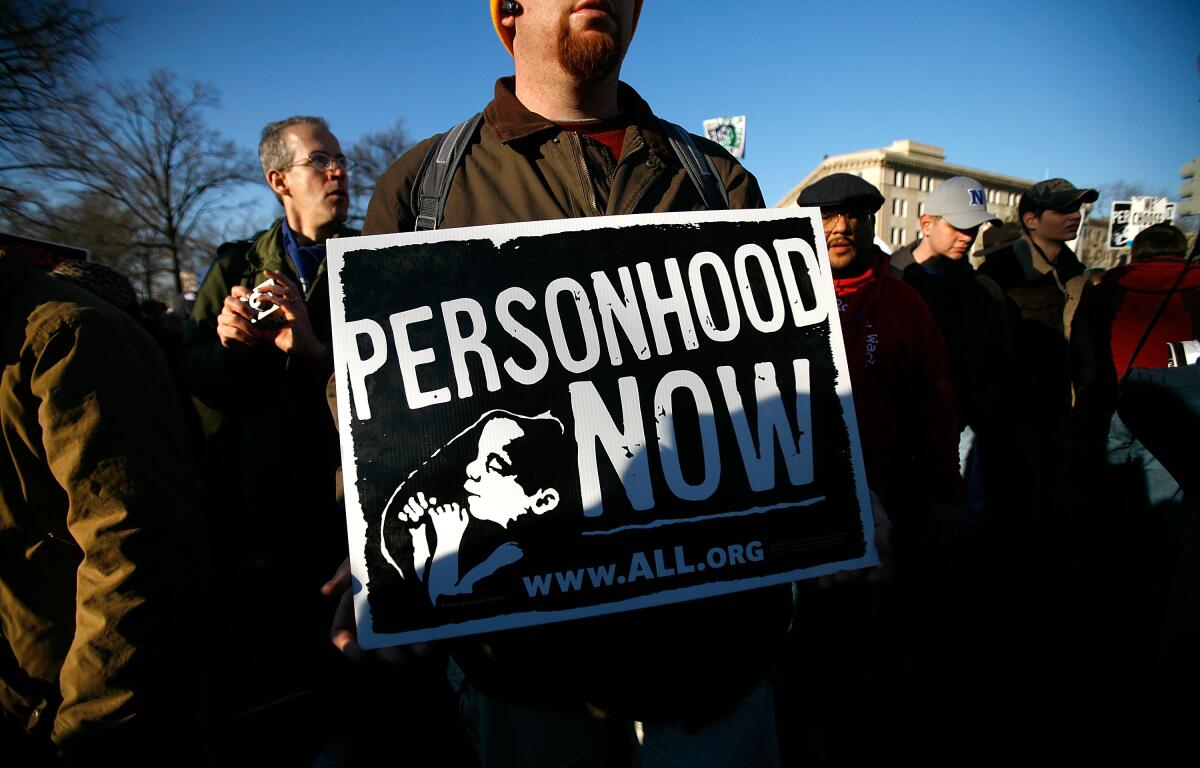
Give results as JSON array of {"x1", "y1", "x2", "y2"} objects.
[{"x1": 490, "y1": 1, "x2": 643, "y2": 55}]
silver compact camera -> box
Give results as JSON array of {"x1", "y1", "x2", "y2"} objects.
[{"x1": 240, "y1": 277, "x2": 283, "y2": 324}]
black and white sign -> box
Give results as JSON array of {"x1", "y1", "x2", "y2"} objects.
[
  {"x1": 328, "y1": 210, "x2": 876, "y2": 647},
  {"x1": 1109, "y1": 197, "x2": 1177, "y2": 249}
]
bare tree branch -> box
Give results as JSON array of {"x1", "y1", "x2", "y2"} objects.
[
  {"x1": 347, "y1": 118, "x2": 411, "y2": 225},
  {"x1": 12, "y1": 69, "x2": 258, "y2": 298}
]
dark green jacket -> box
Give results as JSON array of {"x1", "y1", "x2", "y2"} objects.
[
  {"x1": 183, "y1": 217, "x2": 357, "y2": 712},
  {"x1": 0, "y1": 249, "x2": 207, "y2": 763}
]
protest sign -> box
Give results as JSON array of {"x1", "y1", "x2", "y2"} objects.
[
  {"x1": 1108, "y1": 197, "x2": 1177, "y2": 249},
  {"x1": 703, "y1": 116, "x2": 747, "y2": 159},
  {"x1": 328, "y1": 209, "x2": 876, "y2": 647}
]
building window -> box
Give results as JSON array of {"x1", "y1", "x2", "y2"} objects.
[
  {"x1": 920, "y1": 176, "x2": 931, "y2": 192},
  {"x1": 1008, "y1": 191, "x2": 1016, "y2": 205},
  {"x1": 918, "y1": 201, "x2": 926, "y2": 216},
  {"x1": 891, "y1": 227, "x2": 899, "y2": 245},
  {"x1": 894, "y1": 170, "x2": 908, "y2": 188},
  {"x1": 892, "y1": 198, "x2": 908, "y2": 217},
  {"x1": 899, "y1": 228, "x2": 906, "y2": 244}
]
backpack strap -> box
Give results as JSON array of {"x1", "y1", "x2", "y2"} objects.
[
  {"x1": 412, "y1": 112, "x2": 484, "y2": 231},
  {"x1": 410, "y1": 113, "x2": 731, "y2": 228},
  {"x1": 660, "y1": 119, "x2": 730, "y2": 211}
]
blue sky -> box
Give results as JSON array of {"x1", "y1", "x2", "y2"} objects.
[{"x1": 98, "y1": 0, "x2": 1199, "y2": 230}]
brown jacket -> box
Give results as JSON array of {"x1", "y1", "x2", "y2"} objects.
[
  {"x1": 0, "y1": 250, "x2": 207, "y2": 763},
  {"x1": 365, "y1": 77, "x2": 763, "y2": 234},
  {"x1": 361, "y1": 78, "x2": 790, "y2": 723}
]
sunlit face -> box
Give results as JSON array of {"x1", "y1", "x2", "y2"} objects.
[
  {"x1": 1026, "y1": 206, "x2": 1082, "y2": 243},
  {"x1": 464, "y1": 417, "x2": 557, "y2": 527},
  {"x1": 821, "y1": 206, "x2": 873, "y2": 273},
  {"x1": 922, "y1": 216, "x2": 980, "y2": 259},
  {"x1": 275, "y1": 123, "x2": 349, "y2": 230}
]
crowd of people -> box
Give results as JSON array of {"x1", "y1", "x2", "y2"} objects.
[{"x1": 2, "y1": 1, "x2": 1196, "y2": 766}]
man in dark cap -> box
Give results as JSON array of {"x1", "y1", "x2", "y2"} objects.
[
  {"x1": 788, "y1": 172, "x2": 962, "y2": 763},
  {"x1": 977, "y1": 178, "x2": 1098, "y2": 563},
  {"x1": 799, "y1": 173, "x2": 962, "y2": 530}
]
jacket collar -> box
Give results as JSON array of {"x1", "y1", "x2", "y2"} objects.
[
  {"x1": 484, "y1": 77, "x2": 666, "y2": 153},
  {"x1": 248, "y1": 217, "x2": 356, "y2": 295}
]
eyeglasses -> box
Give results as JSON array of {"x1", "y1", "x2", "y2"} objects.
[
  {"x1": 820, "y1": 209, "x2": 868, "y2": 227},
  {"x1": 282, "y1": 152, "x2": 356, "y2": 173}
]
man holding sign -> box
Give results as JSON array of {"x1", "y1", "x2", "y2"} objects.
[{"x1": 341, "y1": 2, "x2": 844, "y2": 765}]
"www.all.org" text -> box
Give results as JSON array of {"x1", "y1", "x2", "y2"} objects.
[{"x1": 522, "y1": 541, "x2": 764, "y2": 597}]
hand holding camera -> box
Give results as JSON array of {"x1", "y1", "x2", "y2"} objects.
[
  {"x1": 240, "y1": 277, "x2": 286, "y2": 325},
  {"x1": 217, "y1": 271, "x2": 323, "y2": 362}
]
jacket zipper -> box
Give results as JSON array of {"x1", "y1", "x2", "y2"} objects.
[{"x1": 568, "y1": 133, "x2": 602, "y2": 216}]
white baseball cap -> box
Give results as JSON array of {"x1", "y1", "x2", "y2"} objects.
[{"x1": 926, "y1": 176, "x2": 1002, "y2": 229}]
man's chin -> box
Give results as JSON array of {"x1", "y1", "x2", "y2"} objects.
[{"x1": 559, "y1": 26, "x2": 621, "y2": 83}]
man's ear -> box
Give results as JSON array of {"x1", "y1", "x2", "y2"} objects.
[
  {"x1": 1022, "y1": 210, "x2": 1040, "y2": 231},
  {"x1": 532, "y1": 488, "x2": 559, "y2": 515},
  {"x1": 266, "y1": 168, "x2": 289, "y2": 199}
]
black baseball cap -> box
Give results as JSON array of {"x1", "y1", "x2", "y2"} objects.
[{"x1": 1024, "y1": 178, "x2": 1099, "y2": 211}]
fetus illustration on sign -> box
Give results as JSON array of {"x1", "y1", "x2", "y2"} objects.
[{"x1": 380, "y1": 410, "x2": 569, "y2": 605}]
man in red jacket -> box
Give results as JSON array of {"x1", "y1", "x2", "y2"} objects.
[
  {"x1": 790, "y1": 174, "x2": 963, "y2": 763},
  {"x1": 798, "y1": 174, "x2": 962, "y2": 532}
]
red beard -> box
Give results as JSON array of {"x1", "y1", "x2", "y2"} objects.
[{"x1": 558, "y1": 19, "x2": 620, "y2": 83}]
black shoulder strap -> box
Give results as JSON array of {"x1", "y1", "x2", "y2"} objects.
[
  {"x1": 660, "y1": 120, "x2": 730, "y2": 211},
  {"x1": 1121, "y1": 234, "x2": 1200, "y2": 380},
  {"x1": 412, "y1": 112, "x2": 484, "y2": 231},
  {"x1": 410, "y1": 113, "x2": 731, "y2": 228}
]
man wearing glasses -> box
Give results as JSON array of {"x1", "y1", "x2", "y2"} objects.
[
  {"x1": 792, "y1": 173, "x2": 963, "y2": 762},
  {"x1": 183, "y1": 115, "x2": 358, "y2": 763},
  {"x1": 798, "y1": 173, "x2": 961, "y2": 529}
]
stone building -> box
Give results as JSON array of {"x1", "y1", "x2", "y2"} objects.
[{"x1": 776, "y1": 139, "x2": 1035, "y2": 255}]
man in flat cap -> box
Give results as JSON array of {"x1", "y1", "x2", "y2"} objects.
[
  {"x1": 799, "y1": 173, "x2": 962, "y2": 534},
  {"x1": 788, "y1": 173, "x2": 962, "y2": 762},
  {"x1": 890, "y1": 177, "x2": 1016, "y2": 527},
  {"x1": 978, "y1": 178, "x2": 1098, "y2": 566}
]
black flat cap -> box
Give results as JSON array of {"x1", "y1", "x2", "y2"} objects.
[{"x1": 798, "y1": 173, "x2": 885, "y2": 213}]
